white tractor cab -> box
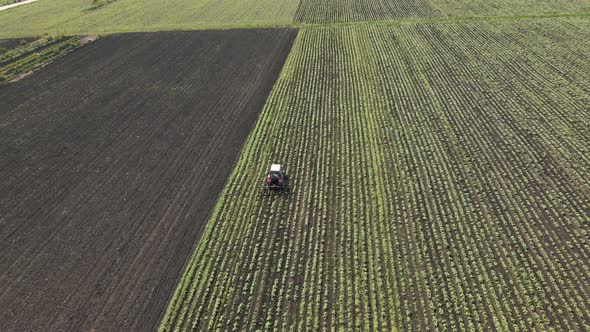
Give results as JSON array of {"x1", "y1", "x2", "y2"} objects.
[{"x1": 262, "y1": 164, "x2": 290, "y2": 195}]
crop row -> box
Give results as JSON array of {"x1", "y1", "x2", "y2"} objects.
[
  {"x1": 294, "y1": 0, "x2": 590, "y2": 23},
  {"x1": 161, "y1": 19, "x2": 589, "y2": 331},
  {"x1": 294, "y1": 0, "x2": 441, "y2": 24}
]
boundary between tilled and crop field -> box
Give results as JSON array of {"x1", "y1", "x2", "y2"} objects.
[{"x1": 153, "y1": 28, "x2": 299, "y2": 331}]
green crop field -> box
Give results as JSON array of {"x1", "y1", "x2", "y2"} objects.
[
  {"x1": 160, "y1": 18, "x2": 590, "y2": 331},
  {"x1": 0, "y1": 0, "x2": 299, "y2": 38},
  {"x1": 1, "y1": 0, "x2": 590, "y2": 38},
  {"x1": 294, "y1": 0, "x2": 590, "y2": 23},
  {"x1": 1, "y1": 0, "x2": 589, "y2": 329}
]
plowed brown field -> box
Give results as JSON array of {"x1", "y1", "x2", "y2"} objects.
[{"x1": 0, "y1": 28, "x2": 296, "y2": 331}]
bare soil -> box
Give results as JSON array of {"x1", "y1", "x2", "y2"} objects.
[
  {"x1": 0, "y1": 37, "x2": 36, "y2": 51},
  {"x1": 0, "y1": 28, "x2": 297, "y2": 331}
]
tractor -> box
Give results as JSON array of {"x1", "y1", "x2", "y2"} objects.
[{"x1": 262, "y1": 164, "x2": 290, "y2": 196}]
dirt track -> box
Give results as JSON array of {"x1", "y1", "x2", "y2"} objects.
[
  {"x1": 0, "y1": 0, "x2": 40, "y2": 12},
  {"x1": 0, "y1": 28, "x2": 297, "y2": 331}
]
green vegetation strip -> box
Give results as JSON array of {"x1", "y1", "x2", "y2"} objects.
[
  {"x1": 0, "y1": 0, "x2": 300, "y2": 38},
  {"x1": 0, "y1": 0, "x2": 589, "y2": 38},
  {"x1": 160, "y1": 18, "x2": 590, "y2": 331},
  {"x1": 0, "y1": 36, "x2": 83, "y2": 83}
]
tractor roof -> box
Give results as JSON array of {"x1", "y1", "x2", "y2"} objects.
[{"x1": 270, "y1": 164, "x2": 282, "y2": 172}]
